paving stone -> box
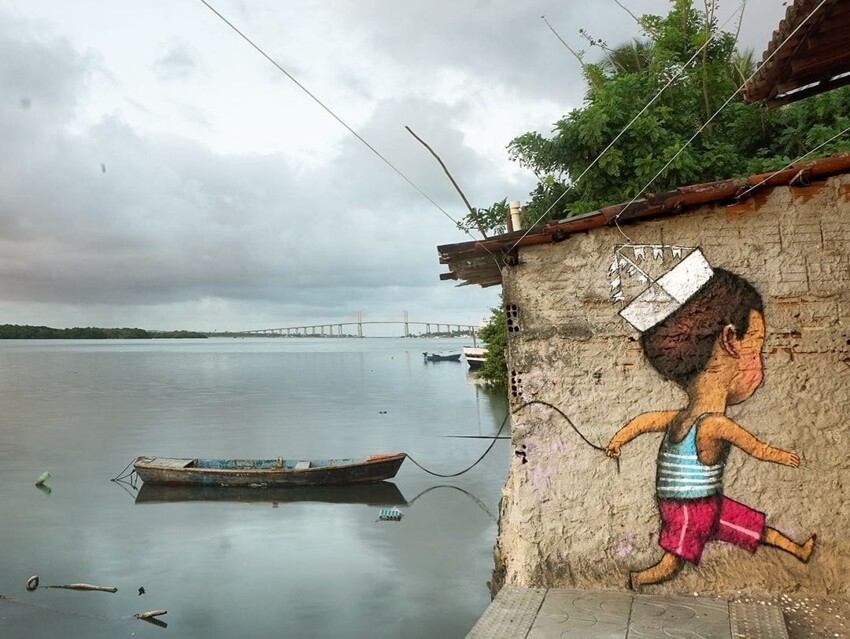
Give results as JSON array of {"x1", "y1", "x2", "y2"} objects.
[
  {"x1": 627, "y1": 594, "x2": 731, "y2": 638},
  {"x1": 466, "y1": 586, "x2": 546, "y2": 639},
  {"x1": 729, "y1": 601, "x2": 789, "y2": 639},
  {"x1": 467, "y1": 588, "x2": 791, "y2": 639},
  {"x1": 526, "y1": 589, "x2": 631, "y2": 638}
]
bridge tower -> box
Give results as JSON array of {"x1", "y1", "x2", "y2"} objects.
[{"x1": 403, "y1": 310, "x2": 409, "y2": 337}]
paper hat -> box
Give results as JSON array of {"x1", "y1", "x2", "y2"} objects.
[{"x1": 610, "y1": 246, "x2": 714, "y2": 332}]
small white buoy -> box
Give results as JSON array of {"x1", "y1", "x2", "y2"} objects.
[
  {"x1": 26, "y1": 575, "x2": 39, "y2": 591},
  {"x1": 34, "y1": 472, "x2": 50, "y2": 487}
]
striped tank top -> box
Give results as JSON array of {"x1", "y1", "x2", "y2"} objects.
[{"x1": 656, "y1": 413, "x2": 727, "y2": 500}]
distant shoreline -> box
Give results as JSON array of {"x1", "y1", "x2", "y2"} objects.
[{"x1": 0, "y1": 325, "x2": 207, "y2": 339}]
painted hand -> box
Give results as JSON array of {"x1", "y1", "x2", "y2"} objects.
[
  {"x1": 605, "y1": 443, "x2": 621, "y2": 459},
  {"x1": 778, "y1": 450, "x2": 801, "y2": 467}
]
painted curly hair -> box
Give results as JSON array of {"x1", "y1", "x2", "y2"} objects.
[{"x1": 640, "y1": 269, "x2": 764, "y2": 386}]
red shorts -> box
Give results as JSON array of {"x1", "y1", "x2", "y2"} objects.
[{"x1": 658, "y1": 496, "x2": 765, "y2": 565}]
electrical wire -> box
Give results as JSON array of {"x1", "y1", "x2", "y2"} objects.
[
  {"x1": 610, "y1": 0, "x2": 831, "y2": 241},
  {"x1": 734, "y1": 123, "x2": 850, "y2": 201},
  {"x1": 507, "y1": 2, "x2": 747, "y2": 253},
  {"x1": 196, "y1": 0, "x2": 471, "y2": 235}
]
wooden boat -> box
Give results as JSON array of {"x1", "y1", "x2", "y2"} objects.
[
  {"x1": 422, "y1": 351, "x2": 462, "y2": 362},
  {"x1": 462, "y1": 346, "x2": 486, "y2": 370},
  {"x1": 135, "y1": 480, "x2": 407, "y2": 506},
  {"x1": 133, "y1": 453, "x2": 406, "y2": 488}
]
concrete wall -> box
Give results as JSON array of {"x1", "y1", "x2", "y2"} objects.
[{"x1": 494, "y1": 174, "x2": 849, "y2": 596}]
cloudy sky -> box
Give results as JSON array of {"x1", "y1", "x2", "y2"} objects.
[{"x1": 0, "y1": 0, "x2": 787, "y2": 332}]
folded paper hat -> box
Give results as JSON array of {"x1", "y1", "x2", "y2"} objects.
[{"x1": 617, "y1": 248, "x2": 714, "y2": 332}]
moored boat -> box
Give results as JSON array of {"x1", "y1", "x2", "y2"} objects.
[
  {"x1": 133, "y1": 453, "x2": 406, "y2": 488},
  {"x1": 422, "y1": 351, "x2": 462, "y2": 362},
  {"x1": 462, "y1": 346, "x2": 486, "y2": 370}
]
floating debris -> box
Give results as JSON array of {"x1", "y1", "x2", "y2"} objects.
[
  {"x1": 34, "y1": 472, "x2": 50, "y2": 487},
  {"x1": 134, "y1": 609, "x2": 167, "y2": 620},
  {"x1": 46, "y1": 583, "x2": 117, "y2": 593},
  {"x1": 378, "y1": 507, "x2": 403, "y2": 521},
  {"x1": 26, "y1": 575, "x2": 117, "y2": 594}
]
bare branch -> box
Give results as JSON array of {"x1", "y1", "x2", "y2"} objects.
[
  {"x1": 541, "y1": 15, "x2": 584, "y2": 66},
  {"x1": 542, "y1": 15, "x2": 604, "y2": 89},
  {"x1": 733, "y1": 0, "x2": 748, "y2": 44},
  {"x1": 613, "y1": 0, "x2": 642, "y2": 26},
  {"x1": 404, "y1": 126, "x2": 488, "y2": 239}
]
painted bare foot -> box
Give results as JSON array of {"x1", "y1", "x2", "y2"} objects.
[{"x1": 798, "y1": 533, "x2": 817, "y2": 563}]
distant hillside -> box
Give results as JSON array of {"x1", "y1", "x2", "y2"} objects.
[{"x1": 0, "y1": 325, "x2": 207, "y2": 339}]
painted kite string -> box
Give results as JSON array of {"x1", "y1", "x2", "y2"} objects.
[
  {"x1": 519, "y1": 400, "x2": 620, "y2": 473},
  {"x1": 611, "y1": 0, "x2": 831, "y2": 243},
  {"x1": 506, "y1": 2, "x2": 746, "y2": 255}
]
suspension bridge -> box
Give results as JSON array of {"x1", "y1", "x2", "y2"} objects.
[{"x1": 241, "y1": 311, "x2": 480, "y2": 338}]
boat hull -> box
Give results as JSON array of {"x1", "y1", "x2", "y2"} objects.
[
  {"x1": 133, "y1": 453, "x2": 406, "y2": 488},
  {"x1": 463, "y1": 346, "x2": 486, "y2": 370}
]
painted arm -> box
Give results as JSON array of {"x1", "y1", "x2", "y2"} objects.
[
  {"x1": 705, "y1": 416, "x2": 800, "y2": 467},
  {"x1": 605, "y1": 411, "x2": 675, "y2": 459}
]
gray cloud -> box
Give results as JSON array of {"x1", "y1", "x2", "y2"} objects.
[
  {"x1": 0, "y1": 1, "x2": 789, "y2": 330},
  {"x1": 154, "y1": 40, "x2": 202, "y2": 82}
]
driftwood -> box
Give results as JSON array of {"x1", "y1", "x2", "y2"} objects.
[
  {"x1": 26, "y1": 575, "x2": 116, "y2": 593},
  {"x1": 45, "y1": 583, "x2": 118, "y2": 593},
  {"x1": 135, "y1": 609, "x2": 167, "y2": 620}
]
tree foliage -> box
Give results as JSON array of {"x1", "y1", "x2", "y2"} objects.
[
  {"x1": 477, "y1": 304, "x2": 508, "y2": 387},
  {"x1": 496, "y1": 0, "x2": 850, "y2": 228},
  {"x1": 0, "y1": 325, "x2": 207, "y2": 339}
]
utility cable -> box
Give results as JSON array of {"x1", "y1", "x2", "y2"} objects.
[
  {"x1": 734, "y1": 123, "x2": 850, "y2": 201},
  {"x1": 611, "y1": 0, "x2": 830, "y2": 241},
  {"x1": 507, "y1": 3, "x2": 746, "y2": 254},
  {"x1": 197, "y1": 0, "x2": 508, "y2": 280},
  {"x1": 196, "y1": 0, "x2": 467, "y2": 235}
]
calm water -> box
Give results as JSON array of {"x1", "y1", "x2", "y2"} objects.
[{"x1": 0, "y1": 338, "x2": 508, "y2": 639}]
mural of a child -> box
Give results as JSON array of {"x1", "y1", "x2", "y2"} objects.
[{"x1": 605, "y1": 250, "x2": 816, "y2": 589}]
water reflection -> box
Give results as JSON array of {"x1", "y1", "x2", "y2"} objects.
[
  {"x1": 407, "y1": 484, "x2": 497, "y2": 522},
  {"x1": 134, "y1": 481, "x2": 407, "y2": 506}
]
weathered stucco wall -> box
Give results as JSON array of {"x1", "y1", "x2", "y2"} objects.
[{"x1": 494, "y1": 174, "x2": 849, "y2": 596}]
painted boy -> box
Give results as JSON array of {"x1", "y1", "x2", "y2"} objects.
[{"x1": 604, "y1": 256, "x2": 816, "y2": 589}]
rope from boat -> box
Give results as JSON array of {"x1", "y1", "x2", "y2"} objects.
[
  {"x1": 518, "y1": 400, "x2": 619, "y2": 473},
  {"x1": 405, "y1": 411, "x2": 510, "y2": 478},
  {"x1": 111, "y1": 458, "x2": 135, "y2": 482}
]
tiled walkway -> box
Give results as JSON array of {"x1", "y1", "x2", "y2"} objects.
[{"x1": 466, "y1": 587, "x2": 789, "y2": 639}]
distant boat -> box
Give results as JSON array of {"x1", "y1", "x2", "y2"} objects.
[
  {"x1": 133, "y1": 453, "x2": 406, "y2": 488},
  {"x1": 135, "y1": 480, "x2": 407, "y2": 506},
  {"x1": 422, "y1": 351, "x2": 462, "y2": 362},
  {"x1": 463, "y1": 346, "x2": 486, "y2": 370}
]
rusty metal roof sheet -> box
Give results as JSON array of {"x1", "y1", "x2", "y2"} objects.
[
  {"x1": 743, "y1": 0, "x2": 850, "y2": 106},
  {"x1": 437, "y1": 152, "x2": 850, "y2": 287}
]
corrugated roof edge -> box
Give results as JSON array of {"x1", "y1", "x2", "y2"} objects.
[
  {"x1": 742, "y1": 0, "x2": 827, "y2": 103},
  {"x1": 437, "y1": 152, "x2": 850, "y2": 286}
]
